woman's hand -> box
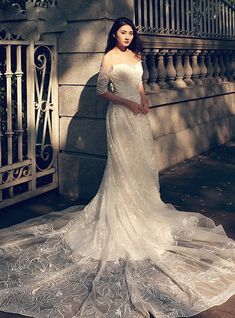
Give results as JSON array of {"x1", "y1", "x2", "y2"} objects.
[
  {"x1": 140, "y1": 96, "x2": 149, "y2": 114},
  {"x1": 124, "y1": 100, "x2": 142, "y2": 114}
]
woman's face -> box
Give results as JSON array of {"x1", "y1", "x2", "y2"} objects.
[{"x1": 115, "y1": 24, "x2": 134, "y2": 49}]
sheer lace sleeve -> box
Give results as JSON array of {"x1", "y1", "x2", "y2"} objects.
[{"x1": 96, "y1": 64, "x2": 113, "y2": 96}]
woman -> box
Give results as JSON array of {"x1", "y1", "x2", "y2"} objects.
[{"x1": 0, "y1": 17, "x2": 235, "y2": 318}]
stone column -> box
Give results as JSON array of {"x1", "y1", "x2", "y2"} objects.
[
  {"x1": 165, "y1": 50, "x2": 177, "y2": 88},
  {"x1": 183, "y1": 50, "x2": 194, "y2": 86},
  {"x1": 198, "y1": 50, "x2": 207, "y2": 85},
  {"x1": 212, "y1": 51, "x2": 222, "y2": 83},
  {"x1": 142, "y1": 50, "x2": 151, "y2": 92},
  {"x1": 156, "y1": 49, "x2": 168, "y2": 89},
  {"x1": 191, "y1": 50, "x2": 202, "y2": 85},
  {"x1": 174, "y1": 50, "x2": 187, "y2": 88},
  {"x1": 218, "y1": 51, "x2": 228, "y2": 82},
  {"x1": 224, "y1": 50, "x2": 232, "y2": 81},
  {"x1": 147, "y1": 49, "x2": 160, "y2": 91},
  {"x1": 205, "y1": 50, "x2": 215, "y2": 84}
]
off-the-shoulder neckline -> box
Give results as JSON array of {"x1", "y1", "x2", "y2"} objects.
[{"x1": 111, "y1": 60, "x2": 142, "y2": 68}]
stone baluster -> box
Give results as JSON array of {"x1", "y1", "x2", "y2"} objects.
[
  {"x1": 205, "y1": 50, "x2": 215, "y2": 84},
  {"x1": 223, "y1": 50, "x2": 232, "y2": 81},
  {"x1": 165, "y1": 50, "x2": 177, "y2": 88},
  {"x1": 191, "y1": 50, "x2": 202, "y2": 85},
  {"x1": 183, "y1": 50, "x2": 194, "y2": 86},
  {"x1": 147, "y1": 49, "x2": 160, "y2": 91},
  {"x1": 198, "y1": 50, "x2": 208, "y2": 85},
  {"x1": 230, "y1": 51, "x2": 235, "y2": 80},
  {"x1": 156, "y1": 49, "x2": 168, "y2": 89},
  {"x1": 212, "y1": 51, "x2": 222, "y2": 83},
  {"x1": 142, "y1": 50, "x2": 151, "y2": 92},
  {"x1": 218, "y1": 51, "x2": 228, "y2": 82},
  {"x1": 174, "y1": 50, "x2": 187, "y2": 88}
]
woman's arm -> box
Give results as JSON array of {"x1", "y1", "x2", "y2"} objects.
[
  {"x1": 138, "y1": 82, "x2": 149, "y2": 114},
  {"x1": 96, "y1": 55, "x2": 143, "y2": 114}
]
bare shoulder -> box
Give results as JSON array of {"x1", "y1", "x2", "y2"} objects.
[{"x1": 101, "y1": 51, "x2": 115, "y2": 67}]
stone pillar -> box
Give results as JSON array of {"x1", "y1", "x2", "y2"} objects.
[
  {"x1": 142, "y1": 50, "x2": 151, "y2": 92},
  {"x1": 205, "y1": 50, "x2": 215, "y2": 84},
  {"x1": 212, "y1": 51, "x2": 222, "y2": 83},
  {"x1": 191, "y1": 50, "x2": 202, "y2": 85},
  {"x1": 165, "y1": 50, "x2": 177, "y2": 88},
  {"x1": 174, "y1": 50, "x2": 187, "y2": 88},
  {"x1": 218, "y1": 51, "x2": 228, "y2": 82},
  {"x1": 147, "y1": 49, "x2": 160, "y2": 91},
  {"x1": 224, "y1": 50, "x2": 232, "y2": 81},
  {"x1": 183, "y1": 50, "x2": 194, "y2": 86},
  {"x1": 198, "y1": 50, "x2": 207, "y2": 85},
  {"x1": 156, "y1": 49, "x2": 168, "y2": 89}
]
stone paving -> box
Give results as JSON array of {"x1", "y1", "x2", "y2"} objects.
[{"x1": 0, "y1": 140, "x2": 235, "y2": 318}]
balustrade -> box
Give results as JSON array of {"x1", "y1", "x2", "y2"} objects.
[{"x1": 141, "y1": 48, "x2": 235, "y2": 91}]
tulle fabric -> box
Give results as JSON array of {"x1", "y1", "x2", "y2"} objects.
[{"x1": 0, "y1": 62, "x2": 235, "y2": 318}]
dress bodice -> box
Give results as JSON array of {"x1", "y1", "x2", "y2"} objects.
[
  {"x1": 96, "y1": 60, "x2": 143, "y2": 102},
  {"x1": 109, "y1": 61, "x2": 143, "y2": 100}
]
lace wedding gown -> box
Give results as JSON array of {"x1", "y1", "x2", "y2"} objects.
[{"x1": 0, "y1": 60, "x2": 235, "y2": 318}]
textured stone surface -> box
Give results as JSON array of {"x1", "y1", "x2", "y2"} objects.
[
  {"x1": 57, "y1": 0, "x2": 134, "y2": 21},
  {"x1": 58, "y1": 20, "x2": 107, "y2": 53},
  {"x1": 58, "y1": 152, "x2": 106, "y2": 200},
  {"x1": 154, "y1": 116, "x2": 235, "y2": 170},
  {"x1": 59, "y1": 85, "x2": 108, "y2": 118},
  {"x1": 59, "y1": 116, "x2": 107, "y2": 156},
  {"x1": 148, "y1": 94, "x2": 235, "y2": 139},
  {"x1": 59, "y1": 53, "x2": 103, "y2": 85}
]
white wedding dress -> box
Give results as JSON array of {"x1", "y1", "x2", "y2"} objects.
[{"x1": 0, "y1": 60, "x2": 235, "y2": 318}]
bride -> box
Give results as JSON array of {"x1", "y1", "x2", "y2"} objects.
[{"x1": 0, "y1": 16, "x2": 235, "y2": 318}]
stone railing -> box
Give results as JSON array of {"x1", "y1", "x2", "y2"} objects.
[
  {"x1": 139, "y1": 36, "x2": 235, "y2": 92},
  {"x1": 135, "y1": 0, "x2": 235, "y2": 39}
]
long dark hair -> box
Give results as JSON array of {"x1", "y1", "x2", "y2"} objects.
[{"x1": 105, "y1": 17, "x2": 143, "y2": 56}]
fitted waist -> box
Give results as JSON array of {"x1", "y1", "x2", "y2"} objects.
[{"x1": 114, "y1": 92, "x2": 141, "y2": 103}]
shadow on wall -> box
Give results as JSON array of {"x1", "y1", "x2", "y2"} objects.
[
  {"x1": 64, "y1": 73, "x2": 109, "y2": 202},
  {"x1": 148, "y1": 82, "x2": 235, "y2": 170}
]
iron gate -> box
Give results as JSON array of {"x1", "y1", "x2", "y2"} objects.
[{"x1": 0, "y1": 40, "x2": 59, "y2": 208}]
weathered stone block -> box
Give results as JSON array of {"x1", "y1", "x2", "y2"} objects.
[
  {"x1": 60, "y1": 116, "x2": 107, "y2": 156},
  {"x1": 58, "y1": 152, "x2": 106, "y2": 201},
  {"x1": 59, "y1": 53, "x2": 103, "y2": 85},
  {"x1": 148, "y1": 94, "x2": 235, "y2": 139},
  {"x1": 59, "y1": 85, "x2": 108, "y2": 118},
  {"x1": 155, "y1": 115, "x2": 235, "y2": 171},
  {"x1": 58, "y1": 20, "x2": 107, "y2": 53},
  {"x1": 57, "y1": 0, "x2": 107, "y2": 21}
]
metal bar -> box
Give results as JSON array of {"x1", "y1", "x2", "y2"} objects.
[
  {"x1": 143, "y1": 0, "x2": 148, "y2": 31},
  {"x1": 212, "y1": 0, "x2": 215, "y2": 35},
  {"x1": 137, "y1": 0, "x2": 142, "y2": 29},
  {"x1": 50, "y1": 42, "x2": 59, "y2": 186},
  {"x1": 149, "y1": 0, "x2": 154, "y2": 31},
  {"x1": 190, "y1": 0, "x2": 194, "y2": 34},
  {"x1": 5, "y1": 45, "x2": 14, "y2": 198},
  {"x1": 165, "y1": 0, "x2": 170, "y2": 33},
  {"x1": 159, "y1": 0, "x2": 164, "y2": 32},
  {"x1": 16, "y1": 45, "x2": 23, "y2": 162},
  {"x1": 186, "y1": 0, "x2": 190, "y2": 34},
  {"x1": 27, "y1": 42, "x2": 36, "y2": 192},
  {"x1": 176, "y1": 0, "x2": 180, "y2": 32},
  {"x1": 181, "y1": 0, "x2": 185, "y2": 33},
  {"x1": 171, "y1": 0, "x2": 175, "y2": 32},
  {"x1": 207, "y1": 0, "x2": 211, "y2": 36},
  {"x1": 202, "y1": 0, "x2": 206, "y2": 36}
]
